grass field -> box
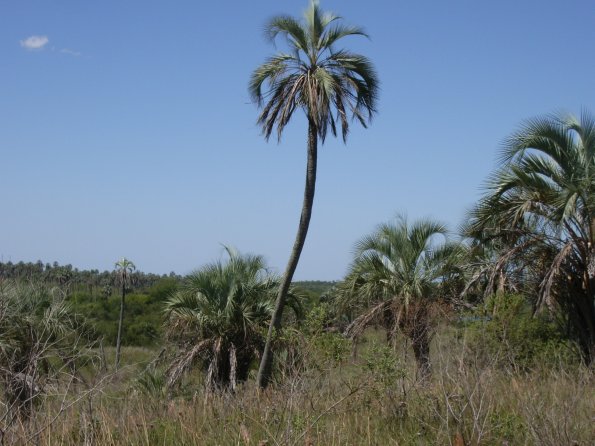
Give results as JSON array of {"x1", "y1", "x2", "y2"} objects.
[{"x1": 3, "y1": 326, "x2": 593, "y2": 445}]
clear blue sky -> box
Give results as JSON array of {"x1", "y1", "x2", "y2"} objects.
[{"x1": 1, "y1": 0, "x2": 594, "y2": 279}]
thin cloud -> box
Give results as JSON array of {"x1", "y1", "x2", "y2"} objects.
[
  {"x1": 20, "y1": 35, "x2": 49, "y2": 50},
  {"x1": 60, "y1": 48, "x2": 81, "y2": 57}
]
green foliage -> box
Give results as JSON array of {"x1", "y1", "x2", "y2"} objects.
[
  {"x1": 465, "y1": 294, "x2": 578, "y2": 370},
  {"x1": 134, "y1": 368, "x2": 168, "y2": 399},
  {"x1": 0, "y1": 260, "x2": 181, "y2": 293},
  {"x1": 488, "y1": 409, "x2": 527, "y2": 443},
  {"x1": 364, "y1": 342, "x2": 406, "y2": 390},
  {"x1": 68, "y1": 291, "x2": 164, "y2": 347},
  {"x1": 467, "y1": 110, "x2": 595, "y2": 363},
  {"x1": 292, "y1": 281, "x2": 336, "y2": 313},
  {"x1": 147, "y1": 277, "x2": 178, "y2": 302},
  {"x1": 1, "y1": 270, "x2": 179, "y2": 349},
  {"x1": 305, "y1": 305, "x2": 350, "y2": 365},
  {"x1": 275, "y1": 304, "x2": 350, "y2": 380}
]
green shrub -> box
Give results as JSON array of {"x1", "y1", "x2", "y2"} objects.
[
  {"x1": 147, "y1": 278, "x2": 178, "y2": 302},
  {"x1": 304, "y1": 305, "x2": 350, "y2": 365},
  {"x1": 464, "y1": 294, "x2": 578, "y2": 370},
  {"x1": 69, "y1": 292, "x2": 164, "y2": 347},
  {"x1": 364, "y1": 342, "x2": 406, "y2": 390}
]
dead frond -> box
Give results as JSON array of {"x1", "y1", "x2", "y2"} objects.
[{"x1": 165, "y1": 340, "x2": 212, "y2": 390}]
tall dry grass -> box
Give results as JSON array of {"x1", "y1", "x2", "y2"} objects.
[{"x1": 1, "y1": 329, "x2": 593, "y2": 445}]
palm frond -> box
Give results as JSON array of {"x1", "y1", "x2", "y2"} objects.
[{"x1": 265, "y1": 16, "x2": 308, "y2": 53}]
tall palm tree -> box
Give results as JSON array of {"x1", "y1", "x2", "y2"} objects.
[
  {"x1": 469, "y1": 111, "x2": 595, "y2": 363},
  {"x1": 163, "y1": 248, "x2": 300, "y2": 391},
  {"x1": 340, "y1": 216, "x2": 461, "y2": 380},
  {"x1": 114, "y1": 257, "x2": 135, "y2": 370},
  {"x1": 250, "y1": 0, "x2": 379, "y2": 388}
]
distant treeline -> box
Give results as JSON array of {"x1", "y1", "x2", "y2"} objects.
[
  {"x1": 0, "y1": 260, "x2": 335, "y2": 296},
  {"x1": 293, "y1": 280, "x2": 336, "y2": 297},
  {"x1": 0, "y1": 260, "x2": 181, "y2": 294}
]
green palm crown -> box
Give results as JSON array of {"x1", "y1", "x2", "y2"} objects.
[{"x1": 249, "y1": 0, "x2": 378, "y2": 142}]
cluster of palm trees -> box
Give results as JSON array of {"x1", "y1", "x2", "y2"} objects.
[
  {"x1": 158, "y1": 1, "x2": 595, "y2": 391},
  {"x1": 162, "y1": 109, "x2": 595, "y2": 390}
]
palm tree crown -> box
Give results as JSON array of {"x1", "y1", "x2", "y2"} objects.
[
  {"x1": 250, "y1": 0, "x2": 378, "y2": 142},
  {"x1": 165, "y1": 249, "x2": 275, "y2": 342},
  {"x1": 115, "y1": 258, "x2": 136, "y2": 287},
  {"x1": 345, "y1": 216, "x2": 454, "y2": 306},
  {"x1": 472, "y1": 111, "x2": 595, "y2": 231}
]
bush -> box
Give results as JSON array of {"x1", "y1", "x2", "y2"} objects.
[
  {"x1": 69, "y1": 292, "x2": 164, "y2": 347},
  {"x1": 147, "y1": 278, "x2": 178, "y2": 302},
  {"x1": 275, "y1": 304, "x2": 350, "y2": 380},
  {"x1": 463, "y1": 294, "x2": 578, "y2": 370}
]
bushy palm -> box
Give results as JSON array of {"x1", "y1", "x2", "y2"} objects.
[
  {"x1": 164, "y1": 248, "x2": 298, "y2": 391},
  {"x1": 0, "y1": 281, "x2": 93, "y2": 417},
  {"x1": 468, "y1": 111, "x2": 595, "y2": 363},
  {"x1": 340, "y1": 216, "x2": 461, "y2": 379},
  {"x1": 251, "y1": 0, "x2": 378, "y2": 388}
]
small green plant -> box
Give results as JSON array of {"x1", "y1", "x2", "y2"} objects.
[
  {"x1": 306, "y1": 305, "x2": 350, "y2": 365},
  {"x1": 488, "y1": 409, "x2": 527, "y2": 443},
  {"x1": 134, "y1": 368, "x2": 167, "y2": 399},
  {"x1": 364, "y1": 342, "x2": 407, "y2": 390}
]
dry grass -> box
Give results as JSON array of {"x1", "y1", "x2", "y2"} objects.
[{"x1": 2, "y1": 329, "x2": 593, "y2": 445}]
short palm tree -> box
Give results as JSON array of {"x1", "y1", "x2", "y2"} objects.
[
  {"x1": 340, "y1": 216, "x2": 460, "y2": 379},
  {"x1": 164, "y1": 248, "x2": 299, "y2": 391},
  {"x1": 251, "y1": 0, "x2": 379, "y2": 389},
  {"x1": 0, "y1": 281, "x2": 93, "y2": 417},
  {"x1": 469, "y1": 111, "x2": 595, "y2": 363},
  {"x1": 114, "y1": 257, "x2": 135, "y2": 370}
]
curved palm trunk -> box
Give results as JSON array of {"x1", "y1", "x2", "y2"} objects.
[
  {"x1": 257, "y1": 120, "x2": 318, "y2": 389},
  {"x1": 115, "y1": 282, "x2": 125, "y2": 370}
]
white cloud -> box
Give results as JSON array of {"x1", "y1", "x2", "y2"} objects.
[
  {"x1": 20, "y1": 35, "x2": 49, "y2": 50},
  {"x1": 60, "y1": 48, "x2": 81, "y2": 57}
]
